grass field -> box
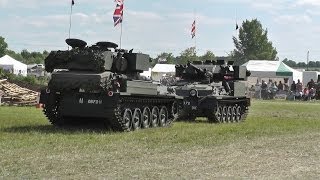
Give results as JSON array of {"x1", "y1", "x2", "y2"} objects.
[{"x1": 0, "y1": 100, "x2": 320, "y2": 179}]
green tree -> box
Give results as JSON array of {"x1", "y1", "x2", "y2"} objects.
[
  {"x1": 297, "y1": 62, "x2": 307, "y2": 67},
  {"x1": 155, "y1": 52, "x2": 176, "y2": 64},
  {"x1": 178, "y1": 47, "x2": 197, "y2": 64},
  {"x1": 282, "y1": 58, "x2": 297, "y2": 67},
  {"x1": 232, "y1": 19, "x2": 278, "y2": 65},
  {"x1": 0, "y1": 36, "x2": 8, "y2": 57},
  {"x1": 5, "y1": 49, "x2": 24, "y2": 61},
  {"x1": 200, "y1": 50, "x2": 216, "y2": 61}
]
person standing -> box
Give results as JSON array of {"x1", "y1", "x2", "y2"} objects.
[
  {"x1": 290, "y1": 81, "x2": 296, "y2": 93},
  {"x1": 261, "y1": 80, "x2": 268, "y2": 99},
  {"x1": 254, "y1": 79, "x2": 261, "y2": 99},
  {"x1": 316, "y1": 79, "x2": 320, "y2": 100},
  {"x1": 307, "y1": 79, "x2": 315, "y2": 90},
  {"x1": 278, "y1": 81, "x2": 284, "y2": 91}
]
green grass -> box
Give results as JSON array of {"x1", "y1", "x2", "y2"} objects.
[{"x1": 0, "y1": 100, "x2": 320, "y2": 179}]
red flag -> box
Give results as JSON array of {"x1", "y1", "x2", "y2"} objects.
[
  {"x1": 113, "y1": 0, "x2": 124, "y2": 27},
  {"x1": 191, "y1": 20, "x2": 196, "y2": 39}
]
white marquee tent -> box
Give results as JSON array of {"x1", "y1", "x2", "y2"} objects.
[
  {"x1": 140, "y1": 68, "x2": 152, "y2": 80},
  {"x1": 151, "y1": 64, "x2": 176, "y2": 81},
  {"x1": 0, "y1": 55, "x2": 27, "y2": 76},
  {"x1": 242, "y1": 60, "x2": 303, "y2": 84}
]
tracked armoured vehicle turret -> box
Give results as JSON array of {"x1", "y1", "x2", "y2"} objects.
[
  {"x1": 39, "y1": 39, "x2": 178, "y2": 131},
  {"x1": 172, "y1": 60, "x2": 251, "y2": 123}
]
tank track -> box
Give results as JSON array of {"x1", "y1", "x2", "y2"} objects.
[
  {"x1": 43, "y1": 95, "x2": 64, "y2": 126},
  {"x1": 43, "y1": 94, "x2": 177, "y2": 132},
  {"x1": 207, "y1": 100, "x2": 249, "y2": 124},
  {"x1": 106, "y1": 96, "x2": 177, "y2": 132},
  {"x1": 176, "y1": 99, "x2": 249, "y2": 124}
]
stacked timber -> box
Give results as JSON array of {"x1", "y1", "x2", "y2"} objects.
[{"x1": 0, "y1": 80, "x2": 38, "y2": 106}]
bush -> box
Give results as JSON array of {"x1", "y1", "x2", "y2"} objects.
[{"x1": 0, "y1": 69, "x2": 48, "y2": 91}]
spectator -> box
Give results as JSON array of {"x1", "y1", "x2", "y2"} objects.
[
  {"x1": 309, "y1": 88, "x2": 316, "y2": 100},
  {"x1": 284, "y1": 83, "x2": 289, "y2": 91},
  {"x1": 261, "y1": 80, "x2": 268, "y2": 99},
  {"x1": 307, "y1": 79, "x2": 315, "y2": 90},
  {"x1": 295, "y1": 79, "x2": 303, "y2": 100},
  {"x1": 290, "y1": 81, "x2": 296, "y2": 93},
  {"x1": 267, "y1": 79, "x2": 273, "y2": 89},
  {"x1": 296, "y1": 79, "x2": 303, "y2": 91},
  {"x1": 277, "y1": 81, "x2": 284, "y2": 91},
  {"x1": 316, "y1": 79, "x2": 320, "y2": 100},
  {"x1": 254, "y1": 79, "x2": 261, "y2": 99},
  {"x1": 302, "y1": 88, "x2": 309, "y2": 101},
  {"x1": 269, "y1": 82, "x2": 278, "y2": 99}
]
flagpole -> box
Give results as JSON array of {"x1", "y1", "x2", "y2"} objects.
[
  {"x1": 235, "y1": 8, "x2": 239, "y2": 36},
  {"x1": 194, "y1": 9, "x2": 197, "y2": 56},
  {"x1": 68, "y1": 3, "x2": 73, "y2": 39},
  {"x1": 120, "y1": 1, "x2": 124, "y2": 49},
  {"x1": 120, "y1": 19, "x2": 123, "y2": 49},
  {"x1": 68, "y1": 1, "x2": 73, "y2": 50}
]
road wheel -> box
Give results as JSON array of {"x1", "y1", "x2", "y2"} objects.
[
  {"x1": 171, "y1": 101, "x2": 179, "y2": 120},
  {"x1": 221, "y1": 106, "x2": 227, "y2": 123},
  {"x1": 231, "y1": 106, "x2": 237, "y2": 122},
  {"x1": 159, "y1": 106, "x2": 168, "y2": 127},
  {"x1": 132, "y1": 108, "x2": 142, "y2": 130},
  {"x1": 235, "y1": 106, "x2": 242, "y2": 122},
  {"x1": 226, "y1": 106, "x2": 232, "y2": 123},
  {"x1": 151, "y1": 106, "x2": 159, "y2": 128},
  {"x1": 122, "y1": 108, "x2": 133, "y2": 131},
  {"x1": 141, "y1": 107, "x2": 151, "y2": 129},
  {"x1": 215, "y1": 106, "x2": 223, "y2": 123}
]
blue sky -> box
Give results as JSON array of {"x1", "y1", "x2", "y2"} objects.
[{"x1": 1, "y1": 0, "x2": 320, "y2": 62}]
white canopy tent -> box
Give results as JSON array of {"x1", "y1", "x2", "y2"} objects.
[
  {"x1": 242, "y1": 60, "x2": 303, "y2": 85},
  {"x1": 151, "y1": 64, "x2": 175, "y2": 81},
  {"x1": 140, "y1": 68, "x2": 152, "y2": 80},
  {"x1": 0, "y1": 55, "x2": 27, "y2": 76}
]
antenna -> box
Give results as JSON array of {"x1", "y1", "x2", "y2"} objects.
[
  {"x1": 307, "y1": 50, "x2": 310, "y2": 71},
  {"x1": 193, "y1": 9, "x2": 197, "y2": 56},
  {"x1": 68, "y1": 1, "x2": 74, "y2": 50}
]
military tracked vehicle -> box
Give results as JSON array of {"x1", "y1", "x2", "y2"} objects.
[
  {"x1": 172, "y1": 60, "x2": 251, "y2": 123},
  {"x1": 39, "y1": 39, "x2": 178, "y2": 131}
]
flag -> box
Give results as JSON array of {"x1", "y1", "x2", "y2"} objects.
[
  {"x1": 113, "y1": 0, "x2": 124, "y2": 27},
  {"x1": 71, "y1": 0, "x2": 74, "y2": 6},
  {"x1": 191, "y1": 20, "x2": 196, "y2": 39}
]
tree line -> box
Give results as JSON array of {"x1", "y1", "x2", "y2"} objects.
[
  {"x1": 282, "y1": 58, "x2": 320, "y2": 69},
  {"x1": 0, "y1": 36, "x2": 49, "y2": 65},
  {"x1": 1, "y1": 18, "x2": 320, "y2": 68}
]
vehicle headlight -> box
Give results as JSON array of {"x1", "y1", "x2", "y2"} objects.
[{"x1": 190, "y1": 89, "x2": 197, "y2": 97}]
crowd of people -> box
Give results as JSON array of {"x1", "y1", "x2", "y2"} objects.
[{"x1": 252, "y1": 78, "x2": 320, "y2": 101}]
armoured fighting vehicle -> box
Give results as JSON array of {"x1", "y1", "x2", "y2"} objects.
[
  {"x1": 39, "y1": 39, "x2": 178, "y2": 131},
  {"x1": 172, "y1": 60, "x2": 251, "y2": 123}
]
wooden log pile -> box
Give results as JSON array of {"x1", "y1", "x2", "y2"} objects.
[{"x1": 0, "y1": 80, "x2": 39, "y2": 106}]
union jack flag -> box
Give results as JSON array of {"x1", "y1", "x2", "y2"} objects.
[
  {"x1": 191, "y1": 20, "x2": 196, "y2": 39},
  {"x1": 113, "y1": 0, "x2": 124, "y2": 27}
]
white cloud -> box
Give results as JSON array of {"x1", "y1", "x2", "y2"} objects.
[
  {"x1": 2, "y1": 0, "x2": 320, "y2": 61},
  {"x1": 274, "y1": 14, "x2": 312, "y2": 24},
  {"x1": 306, "y1": 9, "x2": 320, "y2": 16},
  {"x1": 295, "y1": 0, "x2": 320, "y2": 6},
  {"x1": 171, "y1": 13, "x2": 233, "y2": 26},
  {"x1": 126, "y1": 11, "x2": 164, "y2": 21},
  {"x1": 0, "y1": 0, "x2": 8, "y2": 7}
]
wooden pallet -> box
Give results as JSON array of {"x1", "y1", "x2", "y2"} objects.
[{"x1": 0, "y1": 80, "x2": 38, "y2": 105}]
